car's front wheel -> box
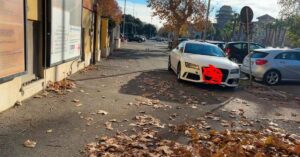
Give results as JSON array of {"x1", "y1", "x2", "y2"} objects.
[
  {"x1": 177, "y1": 63, "x2": 182, "y2": 82},
  {"x1": 264, "y1": 70, "x2": 281, "y2": 85}
]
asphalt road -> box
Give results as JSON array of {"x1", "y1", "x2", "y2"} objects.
[{"x1": 0, "y1": 41, "x2": 299, "y2": 157}]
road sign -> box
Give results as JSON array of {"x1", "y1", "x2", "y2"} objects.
[{"x1": 240, "y1": 6, "x2": 253, "y2": 23}]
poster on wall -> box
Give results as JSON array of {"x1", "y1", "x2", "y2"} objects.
[
  {"x1": 50, "y1": 0, "x2": 82, "y2": 65},
  {"x1": 0, "y1": 0, "x2": 26, "y2": 80}
]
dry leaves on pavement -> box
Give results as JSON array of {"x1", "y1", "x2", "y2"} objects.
[
  {"x1": 47, "y1": 79, "x2": 76, "y2": 94},
  {"x1": 134, "y1": 97, "x2": 171, "y2": 109},
  {"x1": 23, "y1": 140, "x2": 37, "y2": 148},
  {"x1": 86, "y1": 127, "x2": 300, "y2": 157},
  {"x1": 130, "y1": 115, "x2": 165, "y2": 129}
]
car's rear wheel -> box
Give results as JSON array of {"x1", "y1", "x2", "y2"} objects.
[
  {"x1": 168, "y1": 57, "x2": 172, "y2": 71},
  {"x1": 264, "y1": 70, "x2": 281, "y2": 85},
  {"x1": 177, "y1": 63, "x2": 182, "y2": 82}
]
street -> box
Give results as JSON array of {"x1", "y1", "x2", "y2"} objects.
[{"x1": 0, "y1": 41, "x2": 299, "y2": 157}]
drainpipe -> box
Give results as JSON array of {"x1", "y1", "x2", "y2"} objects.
[{"x1": 92, "y1": 3, "x2": 98, "y2": 64}]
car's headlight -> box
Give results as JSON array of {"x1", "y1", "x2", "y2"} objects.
[
  {"x1": 185, "y1": 62, "x2": 199, "y2": 70},
  {"x1": 230, "y1": 69, "x2": 240, "y2": 74}
]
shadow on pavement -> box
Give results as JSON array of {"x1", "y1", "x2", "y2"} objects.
[
  {"x1": 110, "y1": 48, "x2": 168, "y2": 60},
  {"x1": 119, "y1": 69, "x2": 237, "y2": 104}
]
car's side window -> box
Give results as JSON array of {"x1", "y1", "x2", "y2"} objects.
[
  {"x1": 294, "y1": 52, "x2": 300, "y2": 61},
  {"x1": 275, "y1": 52, "x2": 298, "y2": 60},
  {"x1": 250, "y1": 44, "x2": 260, "y2": 51},
  {"x1": 232, "y1": 43, "x2": 242, "y2": 49},
  {"x1": 178, "y1": 42, "x2": 184, "y2": 53}
]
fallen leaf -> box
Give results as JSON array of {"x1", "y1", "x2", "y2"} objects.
[
  {"x1": 46, "y1": 129, "x2": 53, "y2": 133},
  {"x1": 72, "y1": 99, "x2": 80, "y2": 103},
  {"x1": 97, "y1": 110, "x2": 108, "y2": 115},
  {"x1": 105, "y1": 122, "x2": 113, "y2": 130},
  {"x1": 76, "y1": 104, "x2": 83, "y2": 107},
  {"x1": 24, "y1": 140, "x2": 37, "y2": 148}
]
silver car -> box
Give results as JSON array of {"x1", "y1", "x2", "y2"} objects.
[{"x1": 241, "y1": 49, "x2": 300, "y2": 85}]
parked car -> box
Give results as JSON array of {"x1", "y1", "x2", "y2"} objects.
[
  {"x1": 168, "y1": 41, "x2": 240, "y2": 87},
  {"x1": 241, "y1": 49, "x2": 300, "y2": 85},
  {"x1": 127, "y1": 35, "x2": 145, "y2": 43},
  {"x1": 140, "y1": 35, "x2": 146, "y2": 42},
  {"x1": 206, "y1": 41, "x2": 226, "y2": 51},
  {"x1": 225, "y1": 42, "x2": 265, "y2": 63}
]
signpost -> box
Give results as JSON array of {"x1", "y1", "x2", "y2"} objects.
[{"x1": 240, "y1": 6, "x2": 254, "y2": 85}]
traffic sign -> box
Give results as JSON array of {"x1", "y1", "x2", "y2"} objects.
[{"x1": 240, "y1": 6, "x2": 253, "y2": 23}]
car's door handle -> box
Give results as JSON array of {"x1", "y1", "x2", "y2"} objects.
[{"x1": 280, "y1": 61, "x2": 285, "y2": 64}]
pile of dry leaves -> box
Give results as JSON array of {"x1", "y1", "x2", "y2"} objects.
[
  {"x1": 86, "y1": 128, "x2": 300, "y2": 157},
  {"x1": 47, "y1": 79, "x2": 76, "y2": 93},
  {"x1": 130, "y1": 115, "x2": 165, "y2": 128},
  {"x1": 131, "y1": 97, "x2": 171, "y2": 109}
]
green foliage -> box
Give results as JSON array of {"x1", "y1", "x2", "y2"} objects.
[
  {"x1": 121, "y1": 14, "x2": 157, "y2": 38},
  {"x1": 286, "y1": 15, "x2": 300, "y2": 47},
  {"x1": 278, "y1": 0, "x2": 300, "y2": 18}
]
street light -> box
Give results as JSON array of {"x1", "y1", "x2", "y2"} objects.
[
  {"x1": 203, "y1": 0, "x2": 211, "y2": 41},
  {"x1": 123, "y1": 0, "x2": 127, "y2": 37}
]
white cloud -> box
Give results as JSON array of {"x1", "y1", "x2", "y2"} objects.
[{"x1": 117, "y1": 0, "x2": 164, "y2": 28}]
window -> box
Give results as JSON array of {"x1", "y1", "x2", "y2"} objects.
[
  {"x1": 250, "y1": 44, "x2": 263, "y2": 51},
  {"x1": 275, "y1": 52, "x2": 298, "y2": 60},
  {"x1": 184, "y1": 43, "x2": 225, "y2": 57},
  {"x1": 0, "y1": 0, "x2": 26, "y2": 81},
  {"x1": 251, "y1": 51, "x2": 269, "y2": 58},
  {"x1": 178, "y1": 42, "x2": 185, "y2": 52},
  {"x1": 232, "y1": 43, "x2": 242, "y2": 49},
  {"x1": 294, "y1": 52, "x2": 300, "y2": 61}
]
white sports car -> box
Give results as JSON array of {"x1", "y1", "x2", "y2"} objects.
[{"x1": 168, "y1": 41, "x2": 240, "y2": 87}]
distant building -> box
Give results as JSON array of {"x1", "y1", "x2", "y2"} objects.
[
  {"x1": 253, "y1": 14, "x2": 276, "y2": 45},
  {"x1": 216, "y1": 5, "x2": 233, "y2": 29}
]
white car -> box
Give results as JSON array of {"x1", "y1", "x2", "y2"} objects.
[{"x1": 168, "y1": 41, "x2": 240, "y2": 87}]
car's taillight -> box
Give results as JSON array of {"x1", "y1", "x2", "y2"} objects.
[
  {"x1": 226, "y1": 48, "x2": 231, "y2": 55},
  {"x1": 255, "y1": 59, "x2": 268, "y2": 65}
]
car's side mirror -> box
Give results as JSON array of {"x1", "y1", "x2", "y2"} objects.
[{"x1": 179, "y1": 47, "x2": 184, "y2": 53}]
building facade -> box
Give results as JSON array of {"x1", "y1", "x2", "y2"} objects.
[
  {"x1": 252, "y1": 14, "x2": 276, "y2": 45},
  {"x1": 216, "y1": 5, "x2": 233, "y2": 29},
  {"x1": 0, "y1": 0, "x2": 120, "y2": 112}
]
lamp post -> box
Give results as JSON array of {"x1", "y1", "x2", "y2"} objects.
[
  {"x1": 123, "y1": 0, "x2": 127, "y2": 37},
  {"x1": 203, "y1": 0, "x2": 211, "y2": 41}
]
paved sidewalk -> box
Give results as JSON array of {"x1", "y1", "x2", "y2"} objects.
[{"x1": 0, "y1": 42, "x2": 299, "y2": 157}]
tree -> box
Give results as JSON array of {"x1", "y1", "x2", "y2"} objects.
[
  {"x1": 157, "y1": 26, "x2": 170, "y2": 38},
  {"x1": 143, "y1": 24, "x2": 157, "y2": 38},
  {"x1": 97, "y1": 0, "x2": 122, "y2": 24},
  {"x1": 148, "y1": 0, "x2": 206, "y2": 47},
  {"x1": 120, "y1": 14, "x2": 157, "y2": 38},
  {"x1": 285, "y1": 15, "x2": 300, "y2": 47},
  {"x1": 278, "y1": 0, "x2": 300, "y2": 18},
  {"x1": 278, "y1": 0, "x2": 300, "y2": 47}
]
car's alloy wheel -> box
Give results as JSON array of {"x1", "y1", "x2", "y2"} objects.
[
  {"x1": 168, "y1": 57, "x2": 172, "y2": 71},
  {"x1": 264, "y1": 70, "x2": 280, "y2": 85},
  {"x1": 177, "y1": 63, "x2": 182, "y2": 81}
]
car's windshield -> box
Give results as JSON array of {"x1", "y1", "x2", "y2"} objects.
[{"x1": 184, "y1": 43, "x2": 226, "y2": 57}]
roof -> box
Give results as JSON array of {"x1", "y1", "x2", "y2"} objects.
[
  {"x1": 257, "y1": 14, "x2": 275, "y2": 20},
  {"x1": 254, "y1": 48, "x2": 300, "y2": 54},
  {"x1": 227, "y1": 41, "x2": 262, "y2": 45},
  {"x1": 184, "y1": 40, "x2": 218, "y2": 47}
]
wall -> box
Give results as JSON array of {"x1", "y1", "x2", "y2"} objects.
[{"x1": 0, "y1": 0, "x2": 94, "y2": 112}]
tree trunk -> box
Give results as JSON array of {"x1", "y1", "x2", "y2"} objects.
[{"x1": 172, "y1": 27, "x2": 180, "y2": 49}]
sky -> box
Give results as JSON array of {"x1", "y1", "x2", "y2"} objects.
[{"x1": 116, "y1": 0, "x2": 281, "y2": 28}]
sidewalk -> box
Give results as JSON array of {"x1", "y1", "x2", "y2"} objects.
[{"x1": 0, "y1": 42, "x2": 299, "y2": 157}]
